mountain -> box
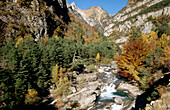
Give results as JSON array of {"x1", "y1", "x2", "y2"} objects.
[
  {"x1": 0, "y1": 0, "x2": 70, "y2": 41},
  {"x1": 0, "y1": 0, "x2": 104, "y2": 45},
  {"x1": 104, "y1": 0, "x2": 170, "y2": 38},
  {"x1": 67, "y1": 2, "x2": 111, "y2": 32},
  {"x1": 67, "y1": 0, "x2": 169, "y2": 44}
]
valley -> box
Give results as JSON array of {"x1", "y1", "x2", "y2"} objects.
[{"x1": 0, "y1": 0, "x2": 169, "y2": 110}]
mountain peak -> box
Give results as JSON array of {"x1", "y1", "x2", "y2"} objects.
[
  {"x1": 82, "y1": 6, "x2": 106, "y2": 15},
  {"x1": 71, "y1": 2, "x2": 77, "y2": 7},
  {"x1": 67, "y1": 2, "x2": 110, "y2": 32},
  {"x1": 87, "y1": 6, "x2": 104, "y2": 12}
]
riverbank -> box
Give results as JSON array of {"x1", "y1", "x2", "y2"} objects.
[{"x1": 49, "y1": 61, "x2": 144, "y2": 109}]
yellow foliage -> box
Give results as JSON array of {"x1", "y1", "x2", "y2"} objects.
[
  {"x1": 82, "y1": 25, "x2": 84, "y2": 30},
  {"x1": 113, "y1": 30, "x2": 117, "y2": 34},
  {"x1": 142, "y1": 31, "x2": 158, "y2": 44},
  {"x1": 51, "y1": 64, "x2": 59, "y2": 83},
  {"x1": 158, "y1": 34, "x2": 169, "y2": 48},
  {"x1": 25, "y1": 89, "x2": 38, "y2": 104},
  {"x1": 51, "y1": 64, "x2": 72, "y2": 98},
  {"x1": 142, "y1": 31, "x2": 159, "y2": 52},
  {"x1": 124, "y1": 63, "x2": 140, "y2": 81},
  {"x1": 95, "y1": 53, "x2": 100, "y2": 62},
  {"x1": 15, "y1": 36, "x2": 24, "y2": 48},
  {"x1": 142, "y1": 31, "x2": 158, "y2": 43},
  {"x1": 53, "y1": 26, "x2": 62, "y2": 36},
  {"x1": 24, "y1": 34, "x2": 34, "y2": 40},
  {"x1": 93, "y1": 32, "x2": 99, "y2": 37},
  {"x1": 53, "y1": 76, "x2": 72, "y2": 97},
  {"x1": 15, "y1": 34, "x2": 34, "y2": 48},
  {"x1": 160, "y1": 46, "x2": 170, "y2": 66},
  {"x1": 55, "y1": 35, "x2": 59, "y2": 40}
]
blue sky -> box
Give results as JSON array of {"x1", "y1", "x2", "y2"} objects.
[{"x1": 66, "y1": 0, "x2": 128, "y2": 15}]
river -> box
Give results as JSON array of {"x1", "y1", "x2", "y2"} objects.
[{"x1": 88, "y1": 65, "x2": 134, "y2": 110}]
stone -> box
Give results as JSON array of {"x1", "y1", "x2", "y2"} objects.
[
  {"x1": 145, "y1": 104, "x2": 152, "y2": 110},
  {"x1": 66, "y1": 78, "x2": 100, "y2": 109},
  {"x1": 88, "y1": 81, "x2": 100, "y2": 90},
  {"x1": 112, "y1": 70, "x2": 118, "y2": 74},
  {"x1": 150, "y1": 91, "x2": 170, "y2": 110},
  {"x1": 79, "y1": 94, "x2": 96, "y2": 109},
  {"x1": 116, "y1": 83, "x2": 143, "y2": 97},
  {"x1": 69, "y1": 86, "x2": 77, "y2": 93},
  {"x1": 110, "y1": 61, "x2": 119, "y2": 69},
  {"x1": 115, "y1": 36, "x2": 128, "y2": 44},
  {"x1": 114, "y1": 97, "x2": 123, "y2": 105},
  {"x1": 98, "y1": 68, "x2": 104, "y2": 73},
  {"x1": 77, "y1": 73, "x2": 97, "y2": 82},
  {"x1": 67, "y1": 88, "x2": 99, "y2": 109}
]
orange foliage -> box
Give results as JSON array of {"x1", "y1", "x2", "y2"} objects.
[{"x1": 115, "y1": 38, "x2": 149, "y2": 81}]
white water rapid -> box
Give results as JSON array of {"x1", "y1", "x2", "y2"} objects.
[{"x1": 88, "y1": 66, "x2": 134, "y2": 110}]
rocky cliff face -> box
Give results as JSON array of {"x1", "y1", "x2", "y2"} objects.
[
  {"x1": 67, "y1": 2, "x2": 111, "y2": 32},
  {"x1": 104, "y1": 0, "x2": 170, "y2": 37},
  {"x1": 127, "y1": 0, "x2": 137, "y2": 7},
  {"x1": 0, "y1": 0, "x2": 70, "y2": 41}
]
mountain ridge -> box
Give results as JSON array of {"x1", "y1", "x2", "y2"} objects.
[
  {"x1": 104, "y1": 0, "x2": 170, "y2": 38},
  {"x1": 67, "y1": 0, "x2": 169, "y2": 41},
  {"x1": 67, "y1": 2, "x2": 111, "y2": 32}
]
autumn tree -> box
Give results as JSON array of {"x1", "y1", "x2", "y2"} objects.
[
  {"x1": 115, "y1": 38, "x2": 149, "y2": 82},
  {"x1": 51, "y1": 64, "x2": 72, "y2": 98},
  {"x1": 95, "y1": 53, "x2": 100, "y2": 62}
]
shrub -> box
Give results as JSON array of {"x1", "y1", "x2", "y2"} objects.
[
  {"x1": 155, "y1": 23, "x2": 170, "y2": 37},
  {"x1": 129, "y1": 26, "x2": 141, "y2": 42},
  {"x1": 100, "y1": 58, "x2": 113, "y2": 65},
  {"x1": 51, "y1": 64, "x2": 72, "y2": 97},
  {"x1": 86, "y1": 64, "x2": 98, "y2": 72},
  {"x1": 25, "y1": 89, "x2": 39, "y2": 105}
]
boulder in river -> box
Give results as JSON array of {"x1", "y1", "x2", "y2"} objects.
[
  {"x1": 114, "y1": 97, "x2": 123, "y2": 105},
  {"x1": 116, "y1": 83, "x2": 143, "y2": 97},
  {"x1": 98, "y1": 68, "x2": 105, "y2": 73}
]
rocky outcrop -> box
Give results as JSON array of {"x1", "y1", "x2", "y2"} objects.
[
  {"x1": 68, "y1": 81, "x2": 100, "y2": 109},
  {"x1": 0, "y1": 0, "x2": 70, "y2": 40},
  {"x1": 67, "y1": 2, "x2": 110, "y2": 32},
  {"x1": 127, "y1": 0, "x2": 136, "y2": 7},
  {"x1": 50, "y1": 71, "x2": 101, "y2": 109},
  {"x1": 70, "y1": 72, "x2": 101, "y2": 109},
  {"x1": 117, "y1": 83, "x2": 144, "y2": 97},
  {"x1": 104, "y1": 0, "x2": 170, "y2": 37},
  {"x1": 145, "y1": 88, "x2": 170, "y2": 110}
]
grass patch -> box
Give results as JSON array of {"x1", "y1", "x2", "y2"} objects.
[{"x1": 86, "y1": 64, "x2": 98, "y2": 72}]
